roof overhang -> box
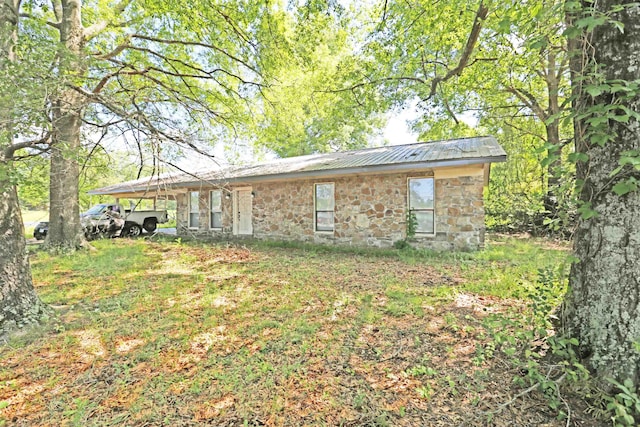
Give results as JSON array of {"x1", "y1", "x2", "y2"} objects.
[
  {"x1": 87, "y1": 188, "x2": 182, "y2": 198},
  {"x1": 88, "y1": 150, "x2": 507, "y2": 197},
  {"x1": 172, "y1": 156, "x2": 507, "y2": 189}
]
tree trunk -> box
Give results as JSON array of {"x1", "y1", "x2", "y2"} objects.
[
  {"x1": 0, "y1": 0, "x2": 47, "y2": 333},
  {"x1": 563, "y1": 1, "x2": 640, "y2": 386},
  {"x1": 543, "y1": 120, "x2": 562, "y2": 217},
  {"x1": 48, "y1": 98, "x2": 85, "y2": 249},
  {"x1": 543, "y1": 50, "x2": 564, "y2": 220},
  {"x1": 0, "y1": 173, "x2": 48, "y2": 332},
  {"x1": 46, "y1": 0, "x2": 86, "y2": 249}
]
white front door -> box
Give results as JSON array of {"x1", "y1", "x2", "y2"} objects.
[{"x1": 233, "y1": 188, "x2": 253, "y2": 235}]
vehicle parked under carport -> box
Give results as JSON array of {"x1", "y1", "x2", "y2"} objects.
[{"x1": 32, "y1": 203, "x2": 168, "y2": 240}]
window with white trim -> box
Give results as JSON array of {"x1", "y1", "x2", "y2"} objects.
[
  {"x1": 210, "y1": 189, "x2": 222, "y2": 229},
  {"x1": 188, "y1": 191, "x2": 200, "y2": 229},
  {"x1": 408, "y1": 178, "x2": 435, "y2": 234},
  {"x1": 314, "y1": 183, "x2": 334, "y2": 232}
]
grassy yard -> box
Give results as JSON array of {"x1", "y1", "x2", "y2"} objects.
[{"x1": 1, "y1": 236, "x2": 607, "y2": 426}]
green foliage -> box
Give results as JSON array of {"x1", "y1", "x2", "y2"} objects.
[
  {"x1": 349, "y1": 0, "x2": 577, "y2": 235},
  {"x1": 15, "y1": 149, "x2": 145, "y2": 210},
  {"x1": 14, "y1": 155, "x2": 49, "y2": 209},
  {"x1": 608, "y1": 150, "x2": 640, "y2": 197},
  {"x1": 485, "y1": 130, "x2": 577, "y2": 235},
  {"x1": 530, "y1": 266, "x2": 568, "y2": 323},
  {"x1": 246, "y1": 3, "x2": 385, "y2": 156},
  {"x1": 474, "y1": 264, "x2": 640, "y2": 424},
  {"x1": 405, "y1": 211, "x2": 418, "y2": 239},
  {"x1": 392, "y1": 239, "x2": 411, "y2": 250},
  {"x1": 393, "y1": 211, "x2": 418, "y2": 249},
  {"x1": 0, "y1": 18, "x2": 59, "y2": 141},
  {"x1": 415, "y1": 384, "x2": 433, "y2": 399},
  {"x1": 607, "y1": 378, "x2": 640, "y2": 426},
  {"x1": 478, "y1": 312, "x2": 587, "y2": 421},
  {"x1": 471, "y1": 266, "x2": 592, "y2": 420},
  {"x1": 406, "y1": 365, "x2": 437, "y2": 378},
  {"x1": 612, "y1": 178, "x2": 638, "y2": 196}
]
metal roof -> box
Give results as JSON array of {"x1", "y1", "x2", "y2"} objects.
[{"x1": 89, "y1": 136, "x2": 506, "y2": 196}]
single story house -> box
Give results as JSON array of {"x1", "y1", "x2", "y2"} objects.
[{"x1": 89, "y1": 136, "x2": 506, "y2": 250}]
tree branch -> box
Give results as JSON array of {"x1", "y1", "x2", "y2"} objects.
[
  {"x1": 213, "y1": 6, "x2": 255, "y2": 49},
  {"x1": 381, "y1": 0, "x2": 388, "y2": 23},
  {"x1": 425, "y1": 0, "x2": 489, "y2": 101},
  {"x1": 130, "y1": 34, "x2": 260, "y2": 75},
  {"x1": 50, "y1": 0, "x2": 62, "y2": 24},
  {"x1": 4, "y1": 133, "x2": 51, "y2": 158},
  {"x1": 321, "y1": 75, "x2": 426, "y2": 94},
  {"x1": 95, "y1": 57, "x2": 251, "y2": 110},
  {"x1": 441, "y1": 97, "x2": 460, "y2": 125},
  {"x1": 69, "y1": 83, "x2": 232, "y2": 158},
  {"x1": 19, "y1": 13, "x2": 60, "y2": 28},
  {"x1": 91, "y1": 66, "x2": 149, "y2": 94},
  {"x1": 506, "y1": 86, "x2": 548, "y2": 122},
  {"x1": 91, "y1": 39, "x2": 131, "y2": 60},
  {"x1": 83, "y1": 0, "x2": 132, "y2": 40},
  {"x1": 114, "y1": 45, "x2": 263, "y2": 87}
]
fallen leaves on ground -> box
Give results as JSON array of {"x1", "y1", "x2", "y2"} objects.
[{"x1": 0, "y1": 237, "x2": 604, "y2": 426}]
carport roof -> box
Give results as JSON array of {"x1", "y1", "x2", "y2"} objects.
[{"x1": 88, "y1": 136, "x2": 506, "y2": 197}]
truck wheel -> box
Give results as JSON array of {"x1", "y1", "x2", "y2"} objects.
[
  {"x1": 143, "y1": 219, "x2": 157, "y2": 233},
  {"x1": 125, "y1": 223, "x2": 142, "y2": 237}
]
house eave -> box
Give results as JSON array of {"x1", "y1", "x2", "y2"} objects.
[
  {"x1": 175, "y1": 156, "x2": 506, "y2": 189},
  {"x1": 88, "y1": 155, "x2": 506, "y2": 196}
]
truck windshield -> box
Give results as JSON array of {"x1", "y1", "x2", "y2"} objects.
[{"x1": 85, "y1": 204, "x2": 108, "y2": 215}]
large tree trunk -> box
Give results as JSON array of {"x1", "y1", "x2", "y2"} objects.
[
  {"x1": 563, "y1": 1, "x2": 640, "y2": 386},
  {"x1": 46, "y1": 0, "x2": 86, "y2": 249},
  {"x1": 0, "y1": 174, "x2": 47, "y2": 332},
  {"x1": 48, "y1": 98, "x2": 85, "y2": 249},
  {"x1": 0, "y1": 0, "x2": 47, "y2": 333}
]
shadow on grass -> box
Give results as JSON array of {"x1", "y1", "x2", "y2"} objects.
[{"x1": 0, "y1": 234, "x2": 596, "y2": 427}]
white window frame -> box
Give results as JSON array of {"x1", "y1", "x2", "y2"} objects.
[
  {"x1": 188, "y1": 191, "x2": 200, "y2": 229},
  {"x1": 407, "y1": 177, "x2": 435, "y2": 235},
  {"x1": 210, "y1": 189, "x2": 223, "y2": 230},
  {"x1": 314, "y1": 182, "x2": 335, "y2": 233}
]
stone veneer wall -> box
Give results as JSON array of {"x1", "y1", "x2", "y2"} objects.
[
  {"x1": 176, "y1": 170, "x2": 486, "y2": 250},
  {"x1": 432, "y1": 175, "x2": 486, "y2": 250},
  {"x1": 176, "y1": 187, "x2": 234, "y2": 236}
]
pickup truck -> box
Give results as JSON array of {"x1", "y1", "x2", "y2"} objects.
[
  {"x1": 83, "y1": 203, "x2": 169, "y2": 237},
  {"x1": 33, "y1": 203, "x2": 169, "y2": 240}
]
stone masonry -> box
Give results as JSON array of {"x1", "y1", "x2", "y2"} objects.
[{"x1": 176, "y1": 168, "x2": 486, "y2": 251}]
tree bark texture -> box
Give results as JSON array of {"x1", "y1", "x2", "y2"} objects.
[
  {"x1": 0, "y1": 175, "x2": 47, "y2": 332},
  {"x1": 47, "y1": 0, "x2": 86, "y2": 249},
  {"x1": 563, "y1": 1, "x2": 640, "y2": 385},
  {"x1": 48, "y1": 101, "x2": 84, "y2": 249},
  {"x1": 0, "y1": 0, "x2": 47, "y2": 333}
]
